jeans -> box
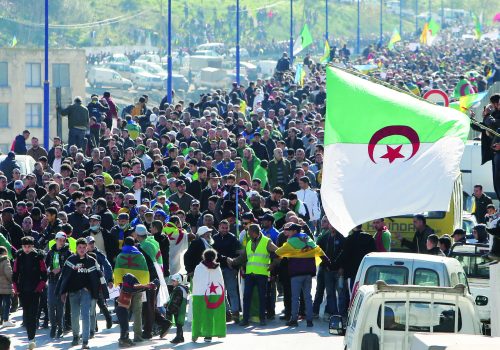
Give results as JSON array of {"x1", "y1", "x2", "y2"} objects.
[
  {"x1": 222, "y1": 268, "x2": 240, "y2": 313},
  {"x1": 47, "y1": 281, "x2": 64, "y2": 330},
  {"x1": 242, "y1": 274, "x2": 267, "y2": 322},
  {"x1": 290, "y1": 275, "x2": 313, "y2": 322},
  {"x1": 91, "y1": 297, "x2": 109, "y2": 333},
  {"x1": 116, "y1": 306, "x2": 129, "y2": 340},
  {"x1": 0, "y1": 294, "x2": 11, "y2": 322},
  {"x1": 69, "y1": 289, "x2": 95, "y2": 343},
  {"x1": 68, "y1": 128, "x2": 87, "y2": 151},
  {"x1": 20, "y1": 292, "x2": 40, "y2": 340},
  {"x1": 266, "y1": 280, "x2": 276, "y2": 316},
  {"x1": 313, "y1": 267, "x2": 348, "y2": 316}
]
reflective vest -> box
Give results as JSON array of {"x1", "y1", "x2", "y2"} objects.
[
  {"x1": 48, "y1": 237, "x2": 77, "y2": 253},
  {"x1": 245, "y1": 235, "x2": 271, "y2": 277}
]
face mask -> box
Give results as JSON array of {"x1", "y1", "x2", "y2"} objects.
[
  {"x1": 119, "y1": 224, "x2": 129, "y2": 230},
  {"x1": 90, "y1": 225, "x2": 100, "y2": 231}
]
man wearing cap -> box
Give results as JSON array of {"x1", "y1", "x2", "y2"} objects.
[
  {"x1": 230, "y1": 157, "x2": 251, "y2": 184},
  {"x1": 228, "y1": 223, "x2": 279, "y2": 326},
  {"x1": 136, "y1": 145, "x2": 153, "y2": 170},
  {"x1": 133, "y1": 224, "x2": 171, "y2": 339},
  {"x1": 82, "y1": 215, "x2": 112, "y2": 259},
  {"x1": 0, "y1": 207, "x2": 23, "y2": 251},
  {"x1": 186, "y1": 200, "x2": 202, "y2": 233},
  {"x1": 12, "y1": 180, "x2": 25, "y2": 203},
  {"x1": 142, "y1": 209, "x2": 155, "y2": 231},
  {"x1": 45, "y1": 232, "x2": 72, "y2": 338},
  {"x1": 184, "y1": 226, "x2": 214, "y2": 277},
  {"x1": 451, "y1": 228, "x2": 467, "y2": 244},
  {"x1": 168, "y1": 180, "x2": 194, "y2": 214}
]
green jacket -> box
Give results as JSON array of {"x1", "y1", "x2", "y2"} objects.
[
  {"x1": 252, "y1": 164, "x2": 268, "y2": 189},
  {"x1": 0, "y1": 233, "x2": 12, "y2": 259},
  {"x1": 243, "y1": 152, "x2": 261, "y2": 177},
  {"x1": 59, "y1": 102, "x2": 89, "y2": 129}
]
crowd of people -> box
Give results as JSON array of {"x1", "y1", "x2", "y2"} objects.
[{"x1": 0, "y1": 23, "x2": 500, "y2": 350}]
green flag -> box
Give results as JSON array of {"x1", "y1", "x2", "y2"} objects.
[
  {"x1": 322, "y1": 67, "x2": 469, "y2": 234},
  {"x1": 293, "y1": 24, "x2": 313, "y2": 56},
  {"x1": 388, "y1": 28, "x2": 401, "y2": 50},
  {"x1": 428, "y1": 18, "x2": 440, "y2": 36}
]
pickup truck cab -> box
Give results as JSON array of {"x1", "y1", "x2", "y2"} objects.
[
  {"x1": 352, "y1": 253, "x2": 469, "y2": 301},
  {"x1": 449, "y1": 243, "x2": 491, "y2": 332},
  {"x1": 332, "y1": 281, "x2": 482, "y2": 350}
]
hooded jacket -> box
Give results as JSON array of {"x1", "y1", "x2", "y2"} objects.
[{"x1": 0, "y1": 255, "x2": 13, "y2": 295}]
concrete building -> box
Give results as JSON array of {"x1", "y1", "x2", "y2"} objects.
[{"x1": 0, "y1": 48, "x2": 86, "y2": 153}]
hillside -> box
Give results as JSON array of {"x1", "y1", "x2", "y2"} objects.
[{"x1": 0, "y1": 0, "x2": 495, "y2": 52}]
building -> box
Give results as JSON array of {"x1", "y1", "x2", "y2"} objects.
[{"x1": 0, "y1": 48, "x2": 86, "y2": 153}]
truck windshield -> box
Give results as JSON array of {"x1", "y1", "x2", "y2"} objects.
[
  {"x1": 377, "y1": 302, "x2": 462, "y2": 332},
  {"x1": 365, "y1": 266, "x2": 409, "y2": 285}
]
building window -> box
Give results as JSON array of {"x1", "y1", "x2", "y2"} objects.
[
  {"x1": 0, "y1": 62, "x2": 7, "y2": 86},
  {"x1": 53, "y1": 63, "x2": 70, "y2": 87},
  {"x1": 26, "y1": 103, "x2": 42, "y2": 128},
  {"x1": 0, "y1": 103, "x2": 8, "y2": 127},
  {"x1": 26, "y1": 63, "x2": 41, "y2": 87}
]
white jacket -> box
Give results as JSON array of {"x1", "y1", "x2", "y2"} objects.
[{"x1": 296, "y1": 188, "x2": 321, "y2": 221}]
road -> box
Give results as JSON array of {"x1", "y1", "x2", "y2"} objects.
[{"x1": 3, "y1": 298, "x2": 345, "y2": 350}]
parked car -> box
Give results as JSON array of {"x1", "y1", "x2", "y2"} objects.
[
  {"x1": 102, "y1": 62, "x2": 133, "y2": 79},
  {"x1": 105, "y1": 53, "x2": 130, "y2": 64},
  {"x1": 449, "y1": 243, "x2": 491, "y2": 333},
  {"x1": 228, "y1": 47, "x2": 249, "y2": 59},
  {"x1": 351, "y1": 252, "x2": 469, "y2": 302},
  {"x1": 194, "y1": 49, "x2": 222, "y2": 58},
  {"x1": 171, "y1": 73, "x2": 189, "y2": 92},
  {"x1": 134, "y1": 61, "x2": 168, "y2": 79},
  {"x1": 0, "y1": 155, "x2": 35, "y2": 175},
  {"x1": 196, "y1": 42, "x2": 225, "y2": 53},
  {"x1": 330, "y1": 281, "x2": 482, "y2": 350},
  {"x1": 410, "y1": 332, "x2": 500, "y2": 350},
  {"x1": 87, "y1": 67, "x2": 133, "y2": 90}
]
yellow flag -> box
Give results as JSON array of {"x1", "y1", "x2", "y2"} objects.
[
  {"x1": 320, "y1": 40, "x2": 330, "y2": 63},
  {"x1": 420, "y1": 23, "x2": 429, "y2": 44}
]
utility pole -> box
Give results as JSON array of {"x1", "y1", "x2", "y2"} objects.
[{"x1": 43, "y1": 0, "x2": 50, "y2": 149}]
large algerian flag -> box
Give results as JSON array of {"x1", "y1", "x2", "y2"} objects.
[
  {"x1": 322, "y1": 67, "x2": 470, "y2": 235},
  {"x1": 191, "y1": 263, "x2": 226, "y2": 338},
  {"x1": 453, "y1": 78, "x2": 475, "y2": 98},
  {"x1": 293, "y1": 24, "x2": 313, "y2": 56},
  {"x1": 113, "y1": 245, "x2": 150, "y2": 285}
]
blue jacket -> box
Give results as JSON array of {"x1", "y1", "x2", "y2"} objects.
[
  {"x1": 13, "y1": 135, "x2": 27, "y2": 155},
  {"x1": 91, "y1": 247, "x2": 113, "y2": 283}
]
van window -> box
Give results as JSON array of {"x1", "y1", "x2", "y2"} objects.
[
  {"x1": 364, "y1": 266, "x2": 408, "y2": 285},
  {"x1": 455, "y1": 255, "x2": 490, "y2": 279},
  {"x1": 450, "y1": 272, "x2": 459, "y2": 286},
  {"x1": 377, "y1": 302, "x2": 461, "y2": 332},
  {"x1": 414, "y1": 268, "x2": 439, "y2": 286}
]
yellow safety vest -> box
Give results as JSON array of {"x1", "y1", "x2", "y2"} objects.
[
  {"x1": 48, "y1": 237, "x2": 77, "y2": 253},
  {"x1": 245, "y1": 235, "x2": 271, "y2": 277}
]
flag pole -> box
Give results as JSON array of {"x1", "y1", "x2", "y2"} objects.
[
  {"x1": 399, "y1": 0, "x2": 403, "y2": 36},
  {"x1": 440, "y1": 0, "x2": 444, "y2": 27},
  {"x1": 356, "y1": 0, "x2": 360, "y2": 54},
  {"x1": 289, "y1": 0, "x2": 294, "y2": 62},
  {"x1": 43, "y1": 0, "x2": 50, "y2": 149},
  {"x1": 379, "y1": 0, "x2": 383, "y2": 47},
  {"x1": 167, "y1": 0, "x2": 173, "y2": 104},
  {"x1": 236, "y1": 0, "x2": 240, "y2": 85},
  {"x1": 415, "y1": 0, "x2": 418, "y2": 35},
  {"x1": 325, "y1": 0, "x2": 329, "y2": 42}
]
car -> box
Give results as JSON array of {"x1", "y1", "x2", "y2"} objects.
[
  {"x1": 135, "y1": 53, "x2": 161, "y2": 64},
  {"x1": 193, "y1": 49, "x2": 222, "y2": 58},
  {"x1": 134, "y1": 61, "x2": 168, "y2": 79},
  {"x1": 0, "y1": 155, "x2": 36, "y2": 175},
  {"x1": 196, "y1": 42, "x2": 225, "y2": 52},
  {"x1": 351, "y1": 252, "x2": 469, "y2": 302},
  {"x1": 87, "y1": 67, "x2": 133, "y2": 90},
  {"x1": 171, "y1": 74, "x2": 189, "y2": 92},
  {"x1": 102, "y1": 62, "x2": 133, "y2": 79},
  {"x1": 330, "y1": 281, "x2": 482, "y2": 350},
  {"x1": 105, "y1": 53, "x2": 130, "y2": 64},
  {"x1": 449, "y1": 243, "x2": 491, "y2": 333},
  {"x1": 228, "y1": 47, "x2": 249, "y2": 59}
]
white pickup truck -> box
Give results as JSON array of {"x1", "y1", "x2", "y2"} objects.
[
  {"x1": 449, "y1": 243, "x2": 491, "y2": 334},
  {"x1": 330, "y1": 281, "x2": 482, "y2": 350}
]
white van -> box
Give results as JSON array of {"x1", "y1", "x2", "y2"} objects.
[
  {"x1": 352, "y1": 253, "x2": 469, "y2": 301},
  {"x1": 331, "y1": 282, "x2": 482, "y2": 350},
  {"x1": 87, "y1": 67, "x2": 133, "y2": 90},
  {"x1": 460, "y1": 140, "x2": 495, "y2": 199}
]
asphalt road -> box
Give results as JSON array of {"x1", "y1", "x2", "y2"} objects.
[{"x1": 3, "y1": 297, "x2": 345, "y2": 350}]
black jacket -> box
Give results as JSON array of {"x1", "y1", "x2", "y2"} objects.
[
  {"x1": 401, "y1": 225, "x2": 435, "y2": 253},
  {"x1": 0, "y1": 188, "x2": 16, "y2": 204},
  {"x1": 13, "y1": 249, "x2": 47, "y2": 293},
  {"x1": 316, "y1": 232, "x2": 345, "y2": 269},
  {"x1": 55, "y1": 254, "x2": 101, "y2": 299},
  {"x1": 67, "y1": 212, "x2": 90, "y2": 239},
  {"x1": 0, "y1": 158, "x2": 20, "y2": 182},
  {"x1": 45, "y1": 244, "x2": 72, "y2": 283},
  {"x1": 212, "y1": 232, "x2": 240, "y2": 268},
  {"x1": 1, "y1": 221, "x2": 24, "y2": 250},
  {"x1": 337, "y1": 230, "x2": 376, "y2": 279},
  {"x1": 154, "y1": 232, "x2": 170, "y2": 277},
  {"x1": 96, "y1": 209, "x2": 115, "y2": 232},
  {"x1": 184, "y1": 238, "x2": 210, "y2": 274}
]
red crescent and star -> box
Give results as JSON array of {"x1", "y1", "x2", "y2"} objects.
[
  {"x1": 204, "y1": 282, "x2": 225, "y2": 309},
  {"x1": 368, "y1": 125, "x2": 420, "y2": 164}
]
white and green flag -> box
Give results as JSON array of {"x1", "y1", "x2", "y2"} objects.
[
  {"x1": 293, "y1": 24, "x2": 313, "y2": 56},
  {"x1": 191, "y1": 263, "x2": 226, "y2": 339},
  {"x1": 322, "y1": 67, "x2": 470, "y2": 235}
]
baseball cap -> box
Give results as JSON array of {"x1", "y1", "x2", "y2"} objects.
[
  {"x1": 14, "y1": 180, "x2": 24, "y2": 189},
  {"x1": 86, "y1": 236, "x2": 95, "y2": 244},
  {"x1": 90, "y1": 215, "x2": 101, "y2": 221},
  {"x1": 144, "y1": 209, "x2": 154, "y2": 216},
  {"x1": 196, "y1": 226, "x2": 212, "y2": 237},
  {"x1": 0, "y1": 207, "x2": 15, "y2": 215},
  {"x1": 117, "y1": 213, "x2": 129, "y2": 220},
  {"x1": 259, "y1": 213, "x2": 275, "y2": 222},
  {"x1": 135, "y1": 224, "x2": 148, "y2": 236},
  {"x1": 191, "y1": 199, "x2": 200, "y2": 206},
  {"x1": 283, "y1": 222, "x2": 302, "y2": 231},
  {"x1": 170, "y1": 273, "x2": 183, "y2": 284},
  {"x1": 55, "y1": 232, "x2": 67, "y2": 240}
]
